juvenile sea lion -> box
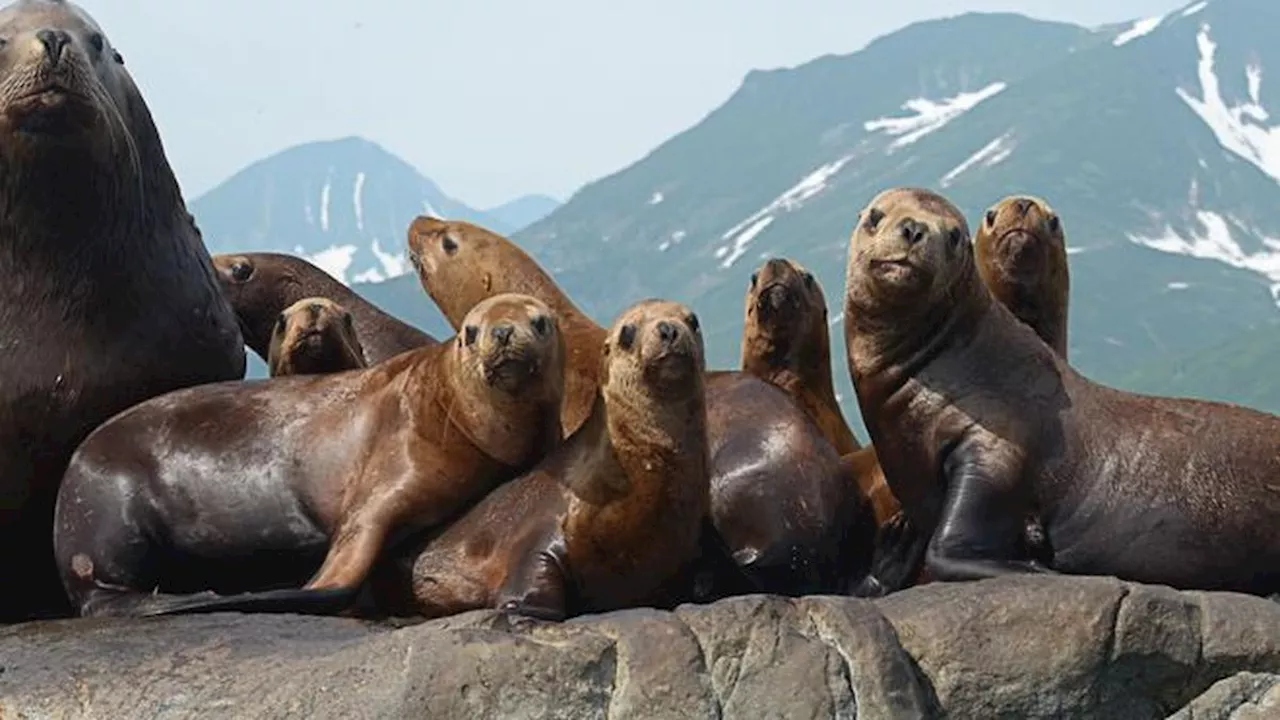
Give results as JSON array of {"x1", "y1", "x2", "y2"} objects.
[
  {"x1": 267, "y1": 297, "x2": 367, "y2": 377},
  {"x1": 740, "y1": 257, "x2": 860, "y2": 455},
  {"x1": 843, "y1": 186, "x2": 1280, "y2": 594},
  {"x1": 214, "y1": 251, "x2": 437, "y2": 365},
  {"x1": 53, "y1": 294, "x2": 564, "y2": 617},
  {"x1": 0, "y1": 0, "x2": 246, "y2": 620},
  {"x1": 974, "y1": 195, "x2": 1069, "y2": 356},
  {"x1": 373, "y1": 299, "x2": 711, "y2": 620},
  {"x1": 407, "y1": 217, "x2": 872, "y2": 596}
]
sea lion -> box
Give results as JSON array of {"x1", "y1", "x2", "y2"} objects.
[
  {"x1": 214, "y1": 251, "x2": 437, "y2": 365},
  {"x1": 843, "y1": 186, "x2": 1280, "y2": 595},
  {"x1": 267, "y1": 297, "x2": 367, "y2": 377},
  {"x1": 974, "y1": 194, "x2": 1069, "y2": 356},
  {"x1": 0, "y1": 0, "x2": 246, "y2": 620},
  {"x1": 53, "y1": 293, "x2": 564, "y2": 617},
  {"x1": 372, "y1": 299, "x2": 711, "y2": 621},
  {"x1": 407, "y1": 217, "x2": 873, "y2": 596},
  {"x1": 740, "y1": 257, "x2": 860, "y2": 455}
]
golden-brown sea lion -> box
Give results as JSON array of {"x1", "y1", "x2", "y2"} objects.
[
  {"x1": 52, "y1": 293, "x2": 564, "y2": 617},
  {"x1": 843, "y1": 186, "x2": 1280, "y2": 594},
  {"x1": 0, "y1": 0, "x2": 246, "y2": 620},
  {"x1": 407, "y1": 217, "x2": 872, "y2": 596},
  {"x1": 214, "y1": 251, "x2": 438, "y2": 365},
  {"x1": 267, "y1": 297, "x2": 367, "y2": 376},
  {"x1": 373, "y1": 299, "x2": 710, "y2": 621}
]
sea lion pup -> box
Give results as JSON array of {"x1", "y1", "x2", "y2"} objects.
[
  {"x1": 975, "y1": 194, "x2": 1069, "y2": 356},
  {"x1": 0, "y1": 0, "x2": 247, "y2": 620},
  {"x1": 373, "y1": 299, "x2": 710, "y2": 621},
  {"x1": 53, "y1": 294, "x2": 564, "y2": 617},
  {"x1": 214, "y1": 251, "x2": 438, "y2": 365},
  {"x1": 267, "y1": 297, "x2": 368, "y2": 376},
  {"x1": 740, "y1": 257, "x2": 860, "y2": 455},
  {"x1": 843, "y1": 186, "x2": 1280, "y2": 594},
  {"x1": 407, "y1": 217, "x2": 877, "y2": 597}
]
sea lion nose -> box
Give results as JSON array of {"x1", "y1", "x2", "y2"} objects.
[
  {"x1": 1014, "y1": 198, "x2": 1033, "y2": 216},
  {"x1": 491, "y1": 324, "x2": 513, "y2": 346},
  {"x1": 35, "y1": 29, "x2": 70, "y2": 64},
  {"x1": 657, "y1": 321, "x2": 678, "y2": 345},
  {"x1": 764, "y1": 258, "x2": 789, "y2": 275},
  {"x1": 900, "y1": 219, "x2": 927, "y2": 245},
  {"x1": 306, "y1": 303, "x2": 322, "y2": 323}
]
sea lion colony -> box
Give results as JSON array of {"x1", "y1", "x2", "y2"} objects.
[{"x1": 5, "y1": 0, "x2": 1280, "y2": 628}]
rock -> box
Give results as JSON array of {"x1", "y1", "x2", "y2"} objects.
[{"x1": 1, "y1": 576, "x2": 1279, "y2": 718}]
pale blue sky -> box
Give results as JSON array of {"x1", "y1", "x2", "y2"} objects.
[{"x1": 83, "y1": 0, "x2": 1183, "y2": 208}]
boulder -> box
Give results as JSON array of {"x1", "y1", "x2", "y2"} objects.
[{"x1": 1, "y1": 575, "x2": 1279, "y2": 718}]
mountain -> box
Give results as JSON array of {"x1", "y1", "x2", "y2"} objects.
[
  {"x1": 484, "y1": 194, "x2": 562, "y2": 232},
  {"x1": 500, "y1": 0, "x2": 1280, "y2": 436},
  {"x1": 190, "y1": 136, "x2": 534, "y2": 286}
]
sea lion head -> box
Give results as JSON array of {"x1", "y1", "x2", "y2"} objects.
[
  {"x1": 975, "y1": 194, "x2": 1066, "y2": 290},
  {"x1": 455, "y1": 292, "x2": 564, "y2": 399},
  {"x1": 743, "y1": 257, "x2": 827, "y2": 364},
  {"x1": 601, "y1": 298, "x2": 705, "y2": 400},
  {"x1": 212, "y1": 253, "x2": 277, "y2": 350},
  {"x1": 407, "y1": 216, "x2": 544, "y2": 326},
  {"x1": 267, "y1": 296, "x2": 366, "y2": 377},
  {"x1": 0, "y1": 1, "x2": 140, "y2": 160},
  {"x1": 845, "y1": 187, "x2": 973, "y2": 318}
]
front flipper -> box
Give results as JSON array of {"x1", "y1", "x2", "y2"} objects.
[
  {"x1": 850, "y1": 510, "x2": 928, "y2": 598},
  {"x1": 495, "y1": 536, "x2": 569, "y2": 622},
  {"x1": 82, "y1": 586, "x2": 361, "y2": 618},
  {"x1": 925, "y1": 439, "x2": 1055, "y2": 581}
]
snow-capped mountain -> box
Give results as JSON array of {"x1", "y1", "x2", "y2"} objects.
[
  {"x1": 504, "y1": 0, "x2": 1280, "y2": 426},
  {"x1": 189, "y1": 136, "x2": 560, "y2": 286}
]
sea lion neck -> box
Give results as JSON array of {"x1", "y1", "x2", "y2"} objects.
[{"x1": 741, "y1": 320, "x2": 837, "y2": 408}]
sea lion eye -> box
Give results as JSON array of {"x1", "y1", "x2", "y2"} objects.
[
  {"x1": 686, "y1": 314, "x2": 699, "y2": 333},
  {"x1": 1048, "y1": 215, "x2": 1060, "y2": 234},
  {"x1": 463, "y1": 325, "x2": 478, "y2": 346},
  {"x1": 985, "y1": 209, "x2": 998, "y2": 226},
  {"x1": 803, "y1": 272, "x2": 815, "y2": 289},
  {"x1": 863, "y1": 207, "x2": 885, "y2": 232},
  {"x1": 441, "y1": 234, "x2": 458, "y2": 255},
  {"x1": 617, "y1": 324, "x2": 636, "y2": 350},
  {"x1": 89, "y1": 33, "x2": 104, "y2": 54},
  {"x1": 230, "y1": 261, "x2": 253, "y2": 282},
  {"x1": 749, "y1": 272, "x2": 758, "y2": 288},
  {"x1": 112, "y1": 50, "x2": 123, "y2": 65},
  {"x1": 530, "y1": 314, "x2": 550, "y2": 337}
]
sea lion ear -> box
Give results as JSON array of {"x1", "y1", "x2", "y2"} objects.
[
  {"x1": 463, "y1": 325, "x2": 479, "y2": 346},
  {"x1": 985, "y1": 209, "x2": 998, "y2": 227},
  {"x1": 803, "y1": 272, "x2": 815, "y2": 290},
  {"x1": 617, "y1": 324, "x2": 637, "y2": 351},
  {"x1": 1048, "y1": 215, "x2": 1061, "y2": 234},
  {"x1": 863, "y1": 208, "x2": 885, "y2": 232}
]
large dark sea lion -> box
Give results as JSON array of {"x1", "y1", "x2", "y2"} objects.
[
  {"x1": 214, "y1": 251, "x2": 437, "y2": 365},
  {"x1": 0, "y1": 0, "x2": 246, "y2": 620},
  {"x1": 843, "y1": 186, "x2": 1280, "y2": 594},
  {"x1": 407, "y1": 217, "x2": 871, "y2": 596},
  {"x1": 374, "y1": 299, "x2": 712, "y2": 621},
  {"x1": 267, "y1": 297, "x2": 367, "y2": 376},
  {"x1": 53, "y1": 294, "x2": 564, "y2": 617}
]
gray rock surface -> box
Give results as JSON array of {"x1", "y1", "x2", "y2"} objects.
[{"x1": 1, "y1": 575, "x2": 1279, "y2": 719}]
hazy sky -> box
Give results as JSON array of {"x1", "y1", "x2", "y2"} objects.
[{"x1": 82, "y1": 0, "x2": 1184, "y2": 209}]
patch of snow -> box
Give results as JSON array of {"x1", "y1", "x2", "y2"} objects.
[
  {"x1": 649, "y1": 191, "x2": 664, "y2": 205},
  {"x1": 1066, "y1": 247, "x2": 1087, "y2": 255},
  {"x1": 370, "y1": 237, "x2": 410, "y2": 279},
  {"x1": 304, "y1": 203, "x2": 314, "y2": 226},
  {"x1": 1177, "y1": 26, "x2": 1280, "y2": 185},
  {"x1": 1113, "y1": 15, "x2": 1164, "y2": 46},
  {"x1": 940, "y1": 132, "x2": 1016, "y2": 187},
  {"x1": 672, "y1": 230, "x2": 687, "y2": 243},
  {"x1": 718, "y1": 217, "x2": 774, "y2": 268},
  {"x1": 713, "y1": 155, "x2": 854, "y2": 268},
  {"x1": 658, "y1": 241, "x2": 671, "y2": 252},
  {"x1": 829, "y1": 311, "x2": 844, "y2": 326},
  {"x1": 422, "y1": 200, "x2": 442, "y2": 219},
  {"x1": 305, "y1": 244, "x2": 358, "y2": 285},
  {"x1": 1129, "y1": 211, "x2": 1280, "y2": 292},
  {"x1": 1167, "y1": 281, "x2": 1190, "y2": 289},
  {"x1": 320, "y1": 180, "x2": 331, "y2": 232},
  {"x1": 1198, "y1": 157, "x2": 1209, "y2": 169},
  {"x1": 864, "y1": 82, "x2": 1007, "y2": 150},
  {"x1": 353, "y1": 172, "x2": 366, "y2": 232},
  {"x1": 1181, "y1": 1, "x2": 1207, "y2": 17},
  {"x1": 352, "y1": 267, "x2": 385, "y2": 283}
]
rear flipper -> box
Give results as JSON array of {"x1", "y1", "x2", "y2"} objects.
[{"x1": 80, "y1": 586, "x2": 360, "y2": 618}]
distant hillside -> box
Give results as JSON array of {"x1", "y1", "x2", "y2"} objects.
[
  {"x1": 1120, "y1": 319, "x2": 1280, "y2": 413},
  {"x1": 190, "y1": 136, "x2": 558, "y2": 285}
]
